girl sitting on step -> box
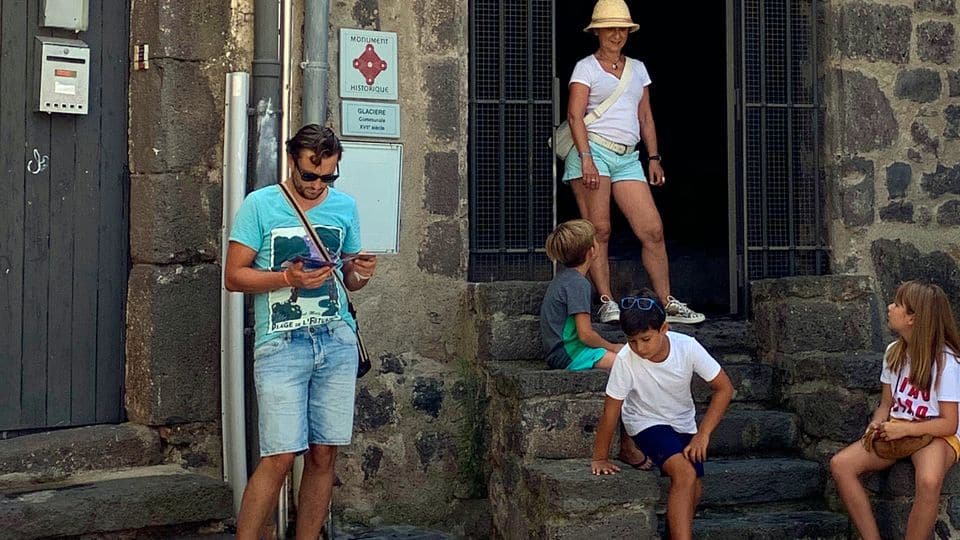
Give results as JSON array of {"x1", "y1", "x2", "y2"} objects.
[{"x1": 830, "y1": 280, "x2": 960, "y2": 540}]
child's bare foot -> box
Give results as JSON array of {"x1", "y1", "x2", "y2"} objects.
[{"x1": 618, "y1": 449, "x2": 653, "y2": 470}]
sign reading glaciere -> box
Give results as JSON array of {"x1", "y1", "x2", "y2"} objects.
[
  {"x1": 339, "y1": 29, "x2": 398, "y2": 100},
  {"x1": 342, "y1": 101, "x2": 400, "y2": 139}
]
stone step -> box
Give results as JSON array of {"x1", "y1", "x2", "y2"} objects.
[
  {"x1": 0, "y1": 423, "x2": 163, "y2": 485},
  {"x1": 681, "y1": 510, "x2": 849, "y2": 540},
  {"x1": 595, "y1": 318, "x2": 756, "y2": 355},
  {"x1": 0, "y1": 464, "x2": 233, "y2": 539},
  {"x1": 486, "y1": 360, "x2": 774, "y2": 403},
  {"x1": 522, "y1": 457, "x2": 824, "y2": 517},
  {"x1": 493, "y1": 396, "x2": 799, "y2": 460}
]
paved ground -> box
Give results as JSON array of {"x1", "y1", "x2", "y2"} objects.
[{"x1": 173, "y1": 524, "x2": 453, "y2": 539}]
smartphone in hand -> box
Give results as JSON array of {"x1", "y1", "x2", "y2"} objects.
[{"x1": 291, "y1": 255, "x2": 336, "y2": 271}]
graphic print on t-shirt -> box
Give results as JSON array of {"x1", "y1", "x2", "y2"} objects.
[
  {"x1": 267, "y1": 224, "x2": 344, "y2": 332},
  {"x1": 891, "y1": 375, "x2": 934, "y2": 419}
]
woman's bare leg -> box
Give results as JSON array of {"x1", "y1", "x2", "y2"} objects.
[
  {"x1": 611, "y1": 180, "x2": 670, "y2": 303},
  {"x1": 571, "y1": 177, "x2": 613, "y2": 299}
]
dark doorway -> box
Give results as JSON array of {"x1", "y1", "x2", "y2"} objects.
[
  {"x1": 555, "y1": 2, "x2": 732, "y2": 314},
  {"x1": 0, "y1": 2, "x2": 129, "y2": 431}
]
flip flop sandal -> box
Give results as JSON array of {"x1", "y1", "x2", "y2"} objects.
[{"x1": 620, "y1": 454, "x2": 653, "y2": 471}]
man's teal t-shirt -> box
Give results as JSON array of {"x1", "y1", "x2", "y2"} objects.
[{"x1": 229, "y1": 185, "x2": 362, "y2": 348}]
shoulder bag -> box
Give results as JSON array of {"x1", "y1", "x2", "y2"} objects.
[
  {"x1": 278, "y1": 183, "x2": 372, "y2": 378},
  {"x1": 549, "y1": 59, "x2": 633, "y2": 159}
]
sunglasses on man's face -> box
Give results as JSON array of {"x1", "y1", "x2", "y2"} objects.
[
  {"x1": 297, "y1": 163, "x2": 339, "y2": 183},
  {"x1": 620, "y1": 296, "x2": 664, "y2": 314}
]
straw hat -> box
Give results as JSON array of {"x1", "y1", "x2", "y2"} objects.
[{"x1": 583, "y1": 0, "x2": 640, "y2": 33}]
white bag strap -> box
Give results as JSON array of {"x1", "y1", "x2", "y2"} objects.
[{"x1": 584, "y1": 59, "x2": 633, "y2": 126}]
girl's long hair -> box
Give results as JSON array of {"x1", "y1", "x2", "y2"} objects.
[{"x1": 887, "y1": 281, "x2": 960, "y2": 393}]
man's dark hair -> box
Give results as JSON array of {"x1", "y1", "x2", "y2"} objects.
[
  {"x1": 285, "y1": 124, "x2": 343, "y2": 164},
  {"x1": 620, "y1": 288, "x2": 666, "y2": 336}
]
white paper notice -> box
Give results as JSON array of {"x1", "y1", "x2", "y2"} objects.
[{"x1": 54, "y1": 82, "x2": 76, "y2": 95}]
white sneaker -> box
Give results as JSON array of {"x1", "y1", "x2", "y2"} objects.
[
  {"x1": 597, "y1": 295, "x2": 620, "y2": 323},
  {"x1": 664, "y1": 296, "x2": 705, "y2": 324}
]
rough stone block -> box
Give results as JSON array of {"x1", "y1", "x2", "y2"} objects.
[
  {"x1": 351, "y1": 0, "x2": 380, "y2": 28},
  {"x1": 912, "y1": 120, "x2": 941, "y2": 155},
  {"x1": 132, "y1": 0, "x2": 231, "y2": 61},
  {"x1": 125, "y1": 264, "x2": 221, "y2": 425},
  {"x1": 879, "y1": 200, "x2": 914, "y2": 223},
  {"x1": 837, "y1": 156, "x2": 876, "y2": 226},
  {"x1": 690, "y1": 510, "x2": 849, "y2": 540},
  {"x1": 871, "y1": 239, "x2": 960, "y2": 326},
  {"x1": 777, "y1": 351, "x2": 884, "y2": 390},
  {"x1": 921, "y1": 163, "x2": 960, "y2": 197},
  {"x1": 423, "y1": 58, "x2": 461, "y2": 142},
  {"x1": 0, "y1": 465, "x2": 232, "y2": 538},
  {"x1": 834, "y1": 3, "x2": 911, "y2": 63},
  {"x1": 542, "y1": 511, "x2": 658, "y2": 540},
  {"x1": 523, "y1": 458, "x2": 660, "y2": 514},
  {"x1": 916, "y1": 0, "x2": 957, "y2": 15},
  {"x1": 130, "y1": 172, "x2": 221, "y2": 265},
  {"x1": 865, "y1": 460, "x2": 960, "y2": 497},
  {"x1": 485, "y1": 361, "x2": 608, "y2": 399},
  {"x1": 129, "y1": 59, "x2": 220, "y2": 174},
  {"x1": 692, "y1": 363, "x2": 774, "y2": 404},
  {"x1": 469, "y1": 281, "x2": 549, "y2": 318},
  {"x1": 938, "y1": 200, "x2": 960, "y2": 225},
  {"x1": 785, "y1": 387, "x2": 874, "y2": 441},
  {"x1": 478, "y1": 314, "x2": 542, "y2": 361},
  {"x1": 886, "y1": 162, "x2": 912, "y2": 199},
  {"x1": 0, "y1": 424, "x2": 162, "y2": 481},
  {"x1": 895, "y1": 68, "x2": 942, "y2": 102},
  {"x1": 417, "y1": 219, "x2": 462, "y2": 278},
  {"x1": 949, "y1": 71, "x2": 960, "y2": 97},
  {"x1": 918, "y1": 20, "x2": 956, "y2": 64},
  {"x1": 423, "y1": 151, "x2": 460, "y2": 216},
  {"x1": 597, "y1": 319, "x2": 755, "y2": 355},
  {"x1": 753, "y1": 298, "x2": 882, "y2": 355},
  {"x1": 704, "y1": 409, "x2": 799, "y2": 456},
  {"x1": 698, "y1": 458, "x2": 823, "y2": 505},
  {"x1": 945, "y1": 105, "x2": 960, "y2": 140},
  {"x1": 827, "y1": 69, "x2": 897, "y2": 153}
]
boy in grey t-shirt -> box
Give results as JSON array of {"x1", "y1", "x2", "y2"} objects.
[{"x1": 540, "y1": 220, "x2": 621, "y2": 371}]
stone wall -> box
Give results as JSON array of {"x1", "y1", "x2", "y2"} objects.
[
  {"x1": 126, "y1": 0, "x2": 254, "y2": 472},
  {"x1": 293, "y1": 0, "x2": 483, "y2": 534},
  {"x1": 825, "y1": 0, "x2": 960, "y2": 319}
]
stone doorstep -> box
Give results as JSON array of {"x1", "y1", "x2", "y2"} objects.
[
  {"x1": 0, "y1": 464, "x2": 232, "y2": 539},
  {"x1": 776, "y1": 350, "x2": 884, "y2": 390},
  {"x1": 500, "y1": 403, "x2": 800, "y2": 461},
  {"x1": 519, "y1": 457, "x2": 824, "y2": 518},
  {"x1": 681, "y1": 509, "x2": 850, "y2": 540},
  {"x1": 0, "y1": 423, "x2": 163, "y2": 485},
  {"x1": 485, "y1": 361, "x2": 774, "y2": 404}
]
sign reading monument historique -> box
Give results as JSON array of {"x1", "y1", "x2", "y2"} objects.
[{"x1": 339, "y1": 28, "x2": 398, "y2": 100}]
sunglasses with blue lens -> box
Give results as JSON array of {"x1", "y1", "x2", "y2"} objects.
[{"x1": 620, "y1": 296, "x2": 664, "y2": 314}]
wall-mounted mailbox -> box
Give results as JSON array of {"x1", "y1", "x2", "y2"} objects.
[
  {"x1": 36, "y1": 37, "x2": 90, "y2": 115},
  {"x1": 42, "y1": 0, "x2": 89, "y2": 32}
]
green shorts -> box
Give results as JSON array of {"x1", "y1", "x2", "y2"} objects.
[{"x1": 562, "y1": 317, "x2": 607, "y2": 371}]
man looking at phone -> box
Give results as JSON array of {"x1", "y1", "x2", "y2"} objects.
[{"x1": 224, "y1": 124, "x2": 377, "y2": 539}]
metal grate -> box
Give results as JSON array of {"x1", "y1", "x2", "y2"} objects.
[
  {"x1": 469, "y1": 0, "x2": 555, "y2": 281},
  {"x1": 740, "y1": 0, "x2": 828, "y2": 281}
]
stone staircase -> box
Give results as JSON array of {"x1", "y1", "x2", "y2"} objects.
[
  {"x1": 484, "y1": 319, "x2": 850, "y2": 539},
  {"x1": 0, "y1": 423, "x2": 233, "y2": 539}
]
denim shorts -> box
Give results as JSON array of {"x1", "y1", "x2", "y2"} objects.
[
  {"x1": 562, "y1": 139, "x2": 647, "y2": 183},
  {"x1": 631, "y1": 424, "x2": 705, "y2": 478},
  {"x1": 253, "y1": 321, "x2": 359, "y2": 456}
]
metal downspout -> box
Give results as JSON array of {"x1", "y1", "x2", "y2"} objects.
[
  {"x1": 253, "y1": 0, "x2": 282, "y2": 190},
  {"x1": 302, "y1": 0, "x2": 331, "y2": 125}
]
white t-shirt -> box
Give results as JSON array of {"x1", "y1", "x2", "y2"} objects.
[
  {"x1": 569, "y1": 55, "x2": 652, "y2": 147},
  {"x1": 606, "y1": 332, "x2": 722, "y2": 436},
  {"x1": 880, "y1": 344, "x2": 960, "y2": 437}
]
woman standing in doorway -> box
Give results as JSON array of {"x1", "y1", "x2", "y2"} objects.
[{"x1": 564, "y1": 0, "x2": 703, "y2": 324}]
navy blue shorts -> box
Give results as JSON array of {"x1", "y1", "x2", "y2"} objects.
[{"x1": 631, "y1": 424, "x2": 705, "y2": 478}]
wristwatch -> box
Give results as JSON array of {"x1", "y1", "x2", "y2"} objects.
[{"x1": 648, "y1": 154, "x2": 662, "y2": 162}]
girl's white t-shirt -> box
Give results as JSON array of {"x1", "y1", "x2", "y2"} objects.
[
  {"x1": 569, "y1": 55, "x2": 652, "y2": 147},
  {"x1": 880, "y1": 344, "x2": 960, "y2": 436},
  {"x1": 606, "y1": 332, "x2": 721, "y2": 436}
]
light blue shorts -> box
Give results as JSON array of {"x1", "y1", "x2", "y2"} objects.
[
  {"x1": 563, "y1": 139, "x2": 647, "y2": 183},
  {"x1": 253, "y1": 322, "x2": 359, "y2": 456}
]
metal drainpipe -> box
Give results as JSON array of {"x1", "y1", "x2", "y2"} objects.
[
  {"x1": 252, "y1": 0, "x2": 282, "y2": 190},
  {"x1": 302, "y1": 0, "x2": 330, "y2": 125}
]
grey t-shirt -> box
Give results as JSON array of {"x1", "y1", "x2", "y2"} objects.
[{"x1": 540, "y1": 267, "x2": 593, "y2": 369}]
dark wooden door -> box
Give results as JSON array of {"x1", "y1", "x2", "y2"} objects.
[{"x1": 0, "y1": 1, "x2": 129, "y2": 431}]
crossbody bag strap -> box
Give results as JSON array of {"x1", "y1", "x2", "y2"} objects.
[{"x1": 584, "y1": 59, "x2": 633, "y2": 127}]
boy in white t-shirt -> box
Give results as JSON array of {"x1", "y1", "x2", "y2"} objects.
[{"x1": 590, "y1": 290, "x2": 734, "y2": 540}]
